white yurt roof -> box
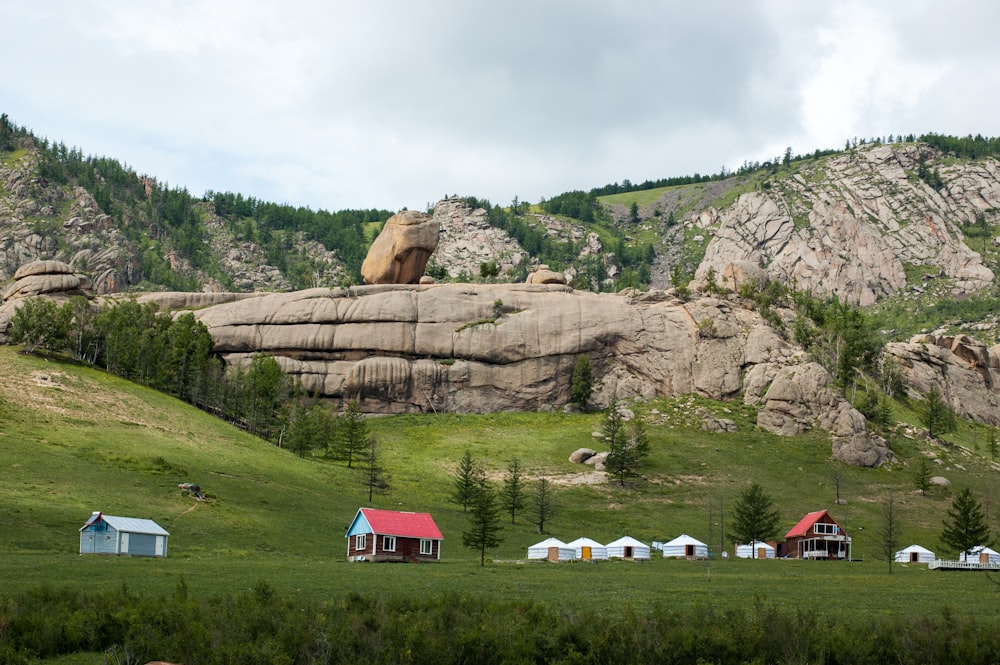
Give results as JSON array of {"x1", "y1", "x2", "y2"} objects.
[
  {"x1": 528, "y1": 537, "x2": 575, "y2": 560},
  {"x1": 962, "y1": 545, "x2": 1000, "y2": 558},
  {"x1": 896, "y1": 544, "x2": 934, "y2": 555},
  {"x1": 567, "y1": 537, "x2": 605, "y2": 549},
  {"x1": 530, "y1": 537, "x2": 568, "y2": 548},
  {"x1": 736, "y1": 540, "x2": 775, "y2": 556},
  {"x1": 606, "y1": 535, "x2": 647, "y2": 548},
  {"x1": 664, "y1": 533, "x2": 707, "y2": 547}
]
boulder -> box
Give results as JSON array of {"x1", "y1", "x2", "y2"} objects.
[
  {"x1": 526, "y1": 264, "x2": 567, "y2": 285},
  {"x1": 930, "y1": 476, "x2": 951, "y2": 487},
  {"x1": 569, "y1": 448, "x2": 596, "y2": 464},
  {"x1": 361, "y1": 210, "x2": 439, "y2": 284}
]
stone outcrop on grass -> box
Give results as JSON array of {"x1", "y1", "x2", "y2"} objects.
[
  {"x1": 361, "y1": 210, "x2": 439, "y2": 284},
  {"x1": 124, "y1": 283, "x2": 891, "y2": 466}
]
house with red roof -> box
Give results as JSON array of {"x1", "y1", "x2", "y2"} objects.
[
  {"x1": 345, "y1": 508, "x2": 443, "y2": 562},
  {"x1": 782, "y1": 510, "x2": 851, "y2": 560}
]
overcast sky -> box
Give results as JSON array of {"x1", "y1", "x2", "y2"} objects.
[{"x1": 5, "y1": 1, "x2": 1000, "y2": 213}]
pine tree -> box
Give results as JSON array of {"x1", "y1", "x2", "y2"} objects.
[
  {"x1": 913, "y1": 457, "x2": 932, "y2": 496},
  {"x1": 570, "y1": 355, "x2": 593, "y2": 409},
  {"x1": 359, "y1": 436, "x2": 390, "y2": 503},
  {"x1": 604, "y1": 399, "x2": 649, "y2": 486},
  {"x1": 531, "y1": 478, "x2": 557, "y2": 534},
  {"x1": 462, "y1": 478, "x2": 503, "y2": 566},
  {"x1": 877, "y1": 495, "x2": 902, "y2": 574},
  {"x1": 729, "y1": 482, "x2": 781, "y2": 557},
  {"x1": 332, "y1": 399, "x2": 368, "y2": 468},
  {"x1": 919, "y1": 389, "x2": 957, "y2": 439},
  {"x1": 500, "y1": 457, "x2": 526, "y2": 524},
  {"x1": 451, "y1": 450, "x2": 482, "y2": 512},
  {"x1": 941, "y1": 488, "x2": 991, "y2": 556}
]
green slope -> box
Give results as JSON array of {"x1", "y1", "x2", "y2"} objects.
[{"x1": 1, "y1": 346, "x2": 999, "y2": 616}]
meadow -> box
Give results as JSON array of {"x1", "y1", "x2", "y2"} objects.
[{"x1": 2, "y1": 345, "x2": 1000, "y2": 663}]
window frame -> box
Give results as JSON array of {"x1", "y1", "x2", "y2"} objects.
[
  {"x1": 420, "y1": 539, "x2": 433, "y2": 555},
  {"x1": 383, "y1": 535, "x2": 396, "y2": 552},
  {"x1": 355, "y1": 534, "x2": 367, "y2": 550}
]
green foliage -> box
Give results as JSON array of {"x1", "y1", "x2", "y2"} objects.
[
  {"x1": 8, "y1": 297, "x2": 72, "y2": 353},
  {"x1": 729, "y1": 482, "x2": 781, "y2": 554},
  {"x1": 331, "y1": 399, "x2": 369, "y2": 468},
  {"x1": 918, "y1": 389, "x2": 957, "y2": 439},
  {"x1": 462, "y1": 477, "x2": 503, "y2": 566},
  {"x1": 500, "y1": 457, "x2": 526, "y2": 524},
  {"x1": 603, "y1": 398, "x2": 650, "y2": 486},
  {"x1": 540, "y1": 190, "x2": 603, "y2": 223},
  {"x1": 794, "y1": 292, "x2": 882, "y2": 388},
  {"x1": 286, "y1": 401, "x2": 335, "y2": 457},
  {"x1": 877, "y1": 495, "x2": 903, "y2": 574},
  {"x1": 941, "y1": 488, "x2": 992, "y2": 555},
  {"x1": 359, "y1": 435, "x2": 390, "y2": 502},
  {"x1": 913, "y1": 457, "x2": 933, "y2": 496},
  {"x1": 451, "y1": 450, "x2": 482, "y2": 512},
  {"x1": 479, "y1": 260, "x2": 499, "y2": 282},
  {"x1": 531, "y1": 477, "x2": 557, "y2": 535},
  {"x1": 570, "y1": 355, "x2": 593, "y2": 409}
]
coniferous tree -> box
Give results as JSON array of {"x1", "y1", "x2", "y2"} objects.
[
  {"x1": 877, "y1": 495, "x2": 902, "y2": 574},
  {"x1": 941, "y1": 488, "x2": 992, "y2": 556},
  {"x1": 463, "y1": 477, "x2": 503, "y2": 566},
  {"x1": 500, "y1": 457, "x2": 526, "y2": 524},
  {"x1": 531, "y1": 478, "x2": 558, "y2": 534},
  {"x1": 332, "y1": 399, "x2": 368, "y2": 468},
  {"x1": 604, "y1": 399, "x2": 650, "y2": 486},
  {"x1": 570, "y1": 355, "x2": 593, "y2": 409},
  {"x1": 913, "y1": 457, "x2": 933, "y2": 496},
  {"x1": 729, "y1": 482, "x2": 781, "y2": 557},
  {"x1": 359, "y1": 436, "x2": 390, "y2": 503},
  {"x1": 919, "y1": 389, "x2": 957, "y2": 439},
  {"x1": 451, "y1": 450, "x2": 483, "y2": 512}
]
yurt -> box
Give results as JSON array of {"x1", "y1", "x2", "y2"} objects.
[
  {"x1": 566, "y1": 537, "x2": 609, "y2": 561},
  {"x1": 606, "y1": 536, "x2": 651, "y2": 560},
  {"x1": 894, "y1": 544, "x2": 935, "y2": 564},
  {"x1": 527, "y1": 537, "x2": 575, "y2": 562},
  {"x1": 735, "y1": 540, "x2": 776, "y2": 559},
  {"x1": 961, "y1": 545, "x2": 1000, "y2": 564},
  {"x1": 661, "y1": 534, "x2": 708, "y2": 559}
]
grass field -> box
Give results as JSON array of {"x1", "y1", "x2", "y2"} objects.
[{"x1": 1, "y1": 346, "x2": 999, "y2": 621}]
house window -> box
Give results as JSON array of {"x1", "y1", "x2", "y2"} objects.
[
  {"x1": 813, "y1": 523, "x2": 838, "y2": 535},
  {"x1": 355, "y1": 534, "x2": 367, "y2": 550},
  {"x1": 383, "y1": 536, "x2": 396, "y2": 552},
  {"x1": 420, "y1": 539, "x2": 433, "y2": 555}
]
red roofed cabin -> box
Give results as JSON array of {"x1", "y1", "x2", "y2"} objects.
[
  {"x1": 345, "y1": 508, "x2": 443, "y2": 562},
  {"x1": 783, "y1": 510, "x2": 851, "y2": 560}
]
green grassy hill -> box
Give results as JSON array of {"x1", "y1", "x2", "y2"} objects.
[{"x1": 2, "y1": 346, "x2": 999, "y2": 618}]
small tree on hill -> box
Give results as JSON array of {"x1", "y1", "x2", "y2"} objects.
[
  {"x1": 876, "y1": 495, "x2": 902, "y2": 574},
  {"x1": 332, "y1": 399, "x2": 368, "y2": 468},
  {"x1": 531, "y1": 478, "x2": 558, "y2": 534},
  {"x1": 919, "y1": 389, "x2": 957, "y2": 439},
  {"x1": 570, "y1": 355, "x2": 593, "y2": 409},
  {"x1": 604, "y1": 399, "x2": 650, "y2": 486},
  {"x1": 941, "y1": 488, "x2": 992, "y2": 556},
  {"x1": 359, "y1": 436, "x2": 390, "y2": 503},
  {"x1": 913, "y1": 457, "x2": 933, "y2": 496},
  {"x1": 463, "y1": 477, "x2": 503, "y2": 566},
  {"x1": 451, "y1": 450, "x2": 483, "y2": 512},
  {"x1": 500, "y1": 457, "x2": 526, "y2": 524},
  {"x1": 729, "y1": 482, "x2": 781, "y2": 557}
]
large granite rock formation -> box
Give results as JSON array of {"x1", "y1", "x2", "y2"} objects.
[
  {"x1": 884, "y1": 333, "x2": 1000, "y2": 426},
  {"x1": 361, "y1": 210, "x2": 439, "y2": 284},
  {"x1": 692, "y1": 145, "x2": 997, "y2": 305},
  {"x1": 126, "y1": 283, "x2": 890, "y2": 466},
  {"x1": 0, "y1": 260, "x2": 94, "y2": 336}
]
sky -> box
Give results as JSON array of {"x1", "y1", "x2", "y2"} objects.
[{"x1": 4, "y1": 1, "x2": 1000, "y2": 213}]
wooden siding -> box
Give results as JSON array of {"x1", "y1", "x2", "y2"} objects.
[
  {"x1": 348, "y1": 533, "x2": 440, "y2": 562},
  {"x1": 785, "y1": 514, "x2": 850, "y2": 560}
]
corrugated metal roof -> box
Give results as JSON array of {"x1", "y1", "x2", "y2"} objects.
[
  {"x1": 785, "y1": 510, "x2": 834, "y2": 538},
  {"x1": 79, "y1": 514, "x2": 169, "y2": 536},
  {"x1": 350, "y1": 508, "x2": 442, "y2": 540}
]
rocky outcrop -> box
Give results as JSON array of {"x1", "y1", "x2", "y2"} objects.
[
  {"x1": 525, "y1": 265, "x2": 567, "y2": 285},
  {"x1": 693, "y1": 145, "x2": 998, "y2": 304},
  {"x1": 0, "y1": 260, "x2": 95, "y2": 342},
  {"x1": 756, "y1": 362, "x2": 893, "y2": 466},
  {"x1": 884, "y1": 333, "x2": 1000, "y2": 426},
  {"x1": 361, "y1": 210, "x2": 439, "y2": 284},
  {"x1": 126, "y1": 283, "x2": 890, "y2": 466}
]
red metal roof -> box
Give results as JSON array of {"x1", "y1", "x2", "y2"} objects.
[
  {"x1": 785, "y1": 510, "x2": 836, "y2": 538},
  {"x1": 360, "y1": 508, "x2": 443, "y2": 540}
]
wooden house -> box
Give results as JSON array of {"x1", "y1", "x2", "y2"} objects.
[
  {"x1": 345, "y1": 508, "x2": 443, "y2": 562},
  {"x1": 783, "y1": 510, "x2": 851, "y2": 560},
  {"x1": 79, "y1": 511, "x2": 169, "y2": 557}
]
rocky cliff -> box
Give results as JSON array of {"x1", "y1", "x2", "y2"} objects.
[
  {"x1": 130, "y1": 282, "x2": 891, "y2": 466},
  {"x1": 689, "y1": 145, "x2": 999, "y2": 305}
]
